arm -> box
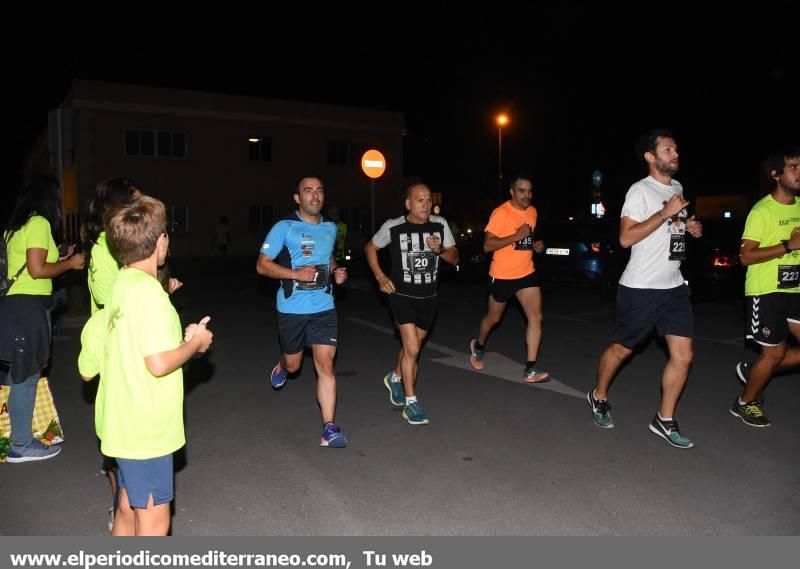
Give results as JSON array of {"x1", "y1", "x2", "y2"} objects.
[
  {"x1": 26, "y1": 248, "x2": 84, "y2": 279},
  {"x1": 256, "y1": 253, "x2": 316, "y2": 282},
  {"x1": 439, "y1": 246, "x2": 459, "y2": 265},
  {"x1": 145, "y1": 321, "x2": 213, "y2": 378},
  {"x1": 740, "y1": 230, "x2": 800, "y2": 266},
  {"x1": 365, "y1": 240, "x2": 395, "y2": 294},
  {"x1": 619, "y1": 193, "x2": 688, "y2": 249},
  {"x1": 483, "y1": 226, "x2": 529, "y2": 253}
]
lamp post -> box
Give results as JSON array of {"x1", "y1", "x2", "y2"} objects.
[{"x1": 496, "y1": 114, "x2": 508, "y2": 199}]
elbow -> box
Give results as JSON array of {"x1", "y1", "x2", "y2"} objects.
[{"x1": 619, "y1": 237, "x2": 633, "y2": 249}]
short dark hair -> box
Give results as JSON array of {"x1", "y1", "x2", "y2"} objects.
[
  {"x1": 294, "y1": 176, "x2": 324, "y2": 194},
  {"x1": 105, "y1": 195, "x2": 167, "y2": 266},
  {"x1": 766, "y1": 147, "x2": 800, "y2": 182},
  {"x1": 508, "y1": 173, "x2": 533, "y2": 189},
  {"x1": 636, "y1": 129, "x2": 675, "y2": 164}
]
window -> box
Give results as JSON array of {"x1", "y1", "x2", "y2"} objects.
[
  {"x1": 125, "y1": 129, "x2": 187, "y2": 158},
  {"x1": 168, "y1": 205, "x2": 189, "y2": 233},
  {"x1": 248, "y1": 137, "x2": 272, "y2": 162},
  {"x1": 327, "y1": 140, "x2": 348, "y2": 165}
]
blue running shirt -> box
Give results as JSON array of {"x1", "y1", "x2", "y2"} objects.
[{"x1": 261, "y1": 213, "x2": 337, "y2": 314}]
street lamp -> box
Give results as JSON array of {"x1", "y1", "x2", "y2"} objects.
[{"x1": 496, "y1": 114, "x2": 509, "y2": 198}]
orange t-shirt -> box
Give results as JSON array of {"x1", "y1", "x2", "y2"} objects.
[{"x1": 485, "y1": 200, "x2": 538, "y2": 279}]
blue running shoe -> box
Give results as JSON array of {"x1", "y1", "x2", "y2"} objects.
[
  {"x1": 270, "y1": 362, "x2": 288, "y2": 390},
  {"x1": 402, "y1": 401, "x2": 430, "y2": 425},
  {"x1": 384, "y1": 372, "x2": 405, "y2": 407},
  {"x1": 320, "y1": 422, "x2": 348, "y2": 448},
  {"x1": 6, "y1": 439, "x2": 62, "y2": 463}
]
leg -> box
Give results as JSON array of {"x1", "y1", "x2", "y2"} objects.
[
  {"x1": 312, "y1": 344, "x2": 338, "y2": 424},
  {"x1": 396, "y1": 323, "x2": 428, "y2": 397},
  {"x1": 133, "y1": 494, "x2": 171, "y2": 536},
  {"x1": 777, "y1": 321, "x2": 800, "y2": 370},
  {"x1": 594, "y1": 343, "x2": 633, "y2": 399},
  {"x1": 8, "y1": 372, "x2": 41, "y2": 447},
  {"x1": 477, "y1": 296, "x2": 507, "y2": 345},
  {"x1": 281, "y1": 352, "x2": 304, "y2": 374},
  {"x1": 515, "y1": 286, "x2": 544, "y2": 362},
  {"x1": 743, "y1": 342, "x2": 786, "y2": 402},
  {"x1": 660, "y1": 335, "x2": 693, "y2": 418},
  {"x1": 112, "y1": 488, "x2": 136, "y2": 536}
]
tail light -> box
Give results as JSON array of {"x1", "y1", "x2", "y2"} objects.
[
  {"x1": 713, "y1": 255, "x2": 737, "y2": 267},
  {"x1": 590, "y1": 242, "x2": 602, "y2": 253}
]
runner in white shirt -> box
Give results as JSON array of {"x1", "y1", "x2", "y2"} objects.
[{"x1": 587, "y1": 129, "x2": 703, "y2": 449}]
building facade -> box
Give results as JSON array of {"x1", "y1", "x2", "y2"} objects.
[{"x1": 38, "y1": 80, "x2": 405, "y2": 257}]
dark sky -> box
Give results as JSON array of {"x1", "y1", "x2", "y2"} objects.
[{"x1": 7, "y1": 2, "x2": 796, "y2": 220}]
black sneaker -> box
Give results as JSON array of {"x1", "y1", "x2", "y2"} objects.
[
  {"x1": 587, "y1": 390, "x2": 614, "y2": 428},
  {"x1": 730, "y1": 398, "x2": 771, "y2": 428},
  {"x1": 649, "y1": 415, "x2": 694, "y2": 449}
]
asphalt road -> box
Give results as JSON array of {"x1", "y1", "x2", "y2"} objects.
[{"x1": 2, "y1": 259, "x2": 798, "y2": 535}]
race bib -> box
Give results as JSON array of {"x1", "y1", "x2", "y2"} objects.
[
  {"x1": 777, "y1": 265, "x2": 800, "y2": 289},
  {"x1": 295, "y1": 264, "x2": 330, "y2": 290},
  {"x1": 407, "y1": 251, "x2": 437, "y2": 275},
  {"x1": 514, "y1": 235, "x2": 534, "y2": 250},
  {"x1": 669, "y1": 234, "x2": 686, "y2": 261}
]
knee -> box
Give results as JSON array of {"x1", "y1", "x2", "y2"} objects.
[
  {"x1": 402, "y1": 343, "x2": 421, "y2": 360},
  {"x1": 529, "y1": 311, "x2": 543, "y2": 326},
  {"x1": 761, "y1": 346, "x2": 786, "y2": 364},
  {"x1": 610, "y1": 343, "x2": 633, "y2": 360},
  {"x1": 314, "y1": 359, "x2": 335, "y2": 378},
  {"x1": 284, "y1": 361, "x2": 301, "y2": 374},
  {"x1": 672, "y1": 349, "x2": 693, "y2": 368}
]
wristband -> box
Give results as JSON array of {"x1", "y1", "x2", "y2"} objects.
[{"x1": 782, "y1": 240, "x2": 792, "y2": 255}]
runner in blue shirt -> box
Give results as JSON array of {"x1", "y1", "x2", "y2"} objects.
[{"x1": 257, "y1": 176, "x2": 348, "y2": 447}]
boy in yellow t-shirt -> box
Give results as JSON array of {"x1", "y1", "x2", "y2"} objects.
[{"x1": 79, "y1": 196, "x2": 213, "y2": 536}]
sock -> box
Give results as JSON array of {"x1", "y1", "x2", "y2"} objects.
[
  {"x1": 738, "y1": 398, "x2": 747, "y2": 406},
  {"x1": 405, "y1": 396, "x2": 418, "y2": 405},
  {"x1": 390, "y1": 371, "x2": 402, "y2": 383},
  {"x1": 475, "y1": 341, "x2": 485, "y2": 351},
  {"x1": 658, "y1": 412, "x2": 673, "y2": 422},
  {"x1": 526, "y1": 360, "x2": 536, "y2": 369},
  {"x1": 592, "y1": 389, "x2": 606, "y2": 402}
]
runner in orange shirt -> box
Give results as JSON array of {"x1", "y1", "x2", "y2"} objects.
[{"x1": 468, "y1": 174, "x2": 549, "y2": 382}]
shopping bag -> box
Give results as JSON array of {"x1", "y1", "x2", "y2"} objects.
[{"x1": 0, "y1": 377, "x2": 64, "y2": 463}]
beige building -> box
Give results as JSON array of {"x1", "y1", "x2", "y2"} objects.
[{"x1": 33, "y1": 80, "x2": 405, "y2": 257}]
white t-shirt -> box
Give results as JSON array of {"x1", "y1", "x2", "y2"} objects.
[{"x1": 618, "y1": 176, "x2": 687, "y2": 289}]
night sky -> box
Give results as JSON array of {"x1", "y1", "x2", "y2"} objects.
[{"x1": 7, "y1": 2, "x2": 796, "y2": 223}]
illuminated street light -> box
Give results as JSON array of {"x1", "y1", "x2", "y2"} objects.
[{"x1": 496, "y1": 114, "x2": 509, "y2": 198}]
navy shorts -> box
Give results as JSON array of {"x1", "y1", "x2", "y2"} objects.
[
  {"x1": 745, "y1": 292, "x2": 800, "y2": 346},
  {"x1": 389, "y1": 295, "x2": 439, "y2": 331},
  {"x1": 277, "y1": 309, "x2": 338, "y2": 354},
  {"x1": 612, "y1": 284, "x2": 693, "y2": 348},
  {"x1": 489, "y1": 271, "x2": 541, "y2": 303},
  {"x1": 115, "y1": 454, "x2": 174, "y2": 509}
]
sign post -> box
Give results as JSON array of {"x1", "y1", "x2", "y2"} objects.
[{"x1": 361, "y1": 149, "x2": 387, "y2": 234}]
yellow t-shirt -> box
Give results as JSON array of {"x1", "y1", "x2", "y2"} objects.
[
  {"x1": 485, "y1": 201, "x2": 538, "y2": 279},
  {"x1": 82, "y1": 267, "x2": 185, "y2": 459},
  {"x1": 743, "y1": 194, "x2": 800, "y2": 296},
  {"x1": 88, "y1": 232, "x2": 121, "y2": 313},
  {"x1": 4, "y1": 215, "x2": 58, "y2": 296}
]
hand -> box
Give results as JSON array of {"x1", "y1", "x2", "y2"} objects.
[
  {"x1": 68, "y1": 252, "x2": 85, "y2": 269},
  {"x1": 58, "y1": 244, "x2": 75, "y2": 261},
  {"x1": 189, "y1": 316, "x2": 213, "y2": 352},
  {"x1": 661, "y1": 195, "x2": 690, "y2": 218},
  {"x1": 533, "y1": 240, "x2": 545, "y2": 253},
  {"x1": 426, "y1": 234, "x2": 442, "y2": 254},
  {"x1": 377, "y1": 275, "x2": 396, "y2": 294},
  {"x1": 167, "y1": 277, "x2": 183, "y2": 294},
  {"x1": 333, "y1": 267, "x2": 348, "y2": 285},
  {"x1": 293, "y1": 266, "x2": 318, "y2": 282},
  {"x1": 788, "y1": 227, "x2": 800, "y2": 251},
  {"x1": 686, "y1": 215, "x2": 703, "y2": 238},
  {"x1": 514, "y1": 224, "x2": 532, "y2": 241}
]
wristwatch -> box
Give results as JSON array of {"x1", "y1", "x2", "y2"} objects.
[{"x1": 782, "y1": 240, "x2": 792, "y2": 254}]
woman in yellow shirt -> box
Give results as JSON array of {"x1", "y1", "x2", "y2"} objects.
[{"x1": 1, "y1": 175, "x2": 84, "y2": 463}]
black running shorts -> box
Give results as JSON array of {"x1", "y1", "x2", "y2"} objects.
[
  {"x1": 612, "y1": 284, "x2": 693, "y2": 348},
  {"x1": 745, "y1": 292, "x2": 800, "y2": 346},
  {"x1": 489, "y1": 271, "x2": 540, "y2": 303},
  {"x1": 277, "y1": 309, "x2": 338, "y2": 354},
  {"x1": 389, "y1": 294, "x2": 439, "y2": 331}
]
